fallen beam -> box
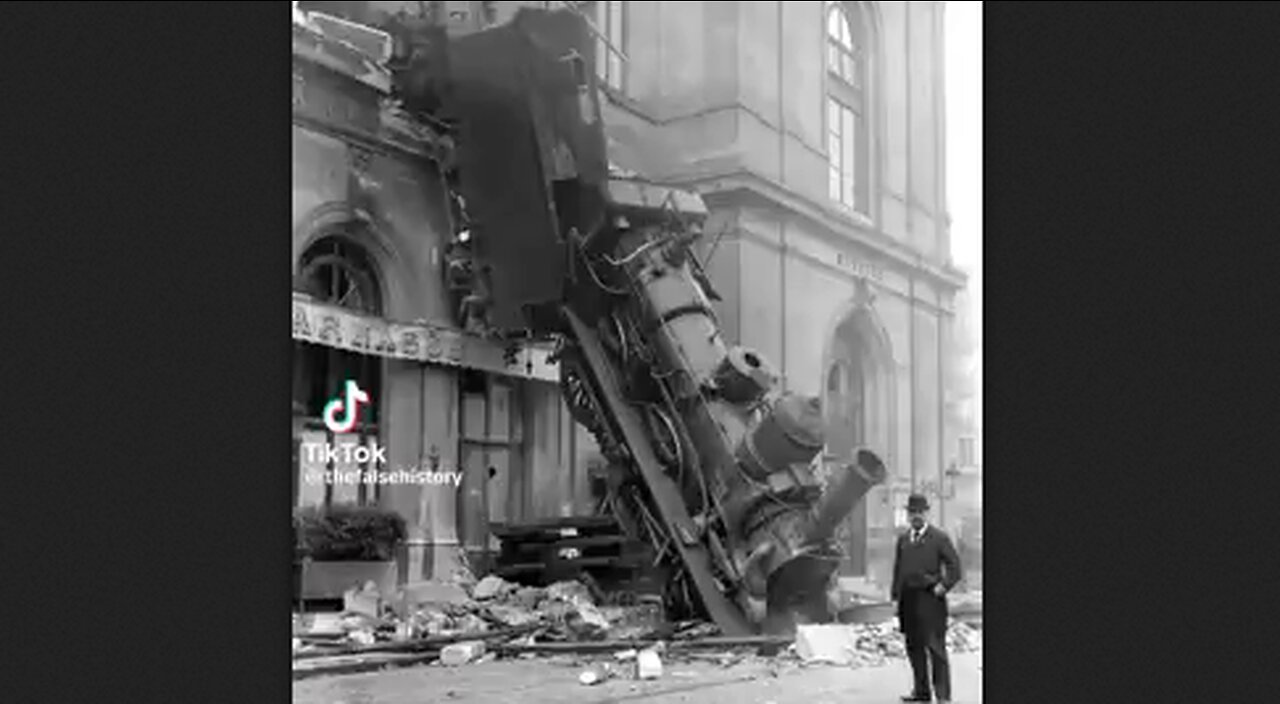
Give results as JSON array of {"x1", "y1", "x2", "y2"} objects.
[
  {"x1": 492, "y1": 635, "x2": 793, "y2": 655},
  {"x1": 292, "y1": 652, "x2": 440, "y2": 681},
  {"x1": 293, "y1": 624, "x2": 542, "y2": 661}
]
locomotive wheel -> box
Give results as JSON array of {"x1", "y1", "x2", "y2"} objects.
[
  {"x1": 598, "y1": 312, "x2": 629, "y2": 367},
  {"x1": 639, "y1": 403, "x2": 683, "y2": 471}
]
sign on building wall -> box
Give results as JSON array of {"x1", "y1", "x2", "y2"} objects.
[
  {"x1": 835, "y1": 252, "x2": 886, "y2": 282},
  {"x1": 292, "y1": 293, "x2": 559, "y2": 382}
]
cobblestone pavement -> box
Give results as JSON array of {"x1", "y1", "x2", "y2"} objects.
[{"x1": 293, "y1": 652, "x2": 982, "y2": 704}]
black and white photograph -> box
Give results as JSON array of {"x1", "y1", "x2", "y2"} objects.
[{"x1": 290, "y1": 1, "x2": 982, "y2": 701}]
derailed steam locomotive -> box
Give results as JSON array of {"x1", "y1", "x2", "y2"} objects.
[{"x1": 384, "y1": 4, "x2": 890, "y2": 635}]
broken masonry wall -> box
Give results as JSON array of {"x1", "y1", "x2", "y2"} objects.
[
  {"x1": 293, "y1": 43, "x2": 466, "y2": 582},
  {"x1": 293, "y1": 30, "x2": 601, "y2": 585}
]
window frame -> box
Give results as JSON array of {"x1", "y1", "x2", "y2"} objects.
[
  {"x1": 824, "y1": 1, "x2": 872, "y2": 218},
  {"x1": 581, "y1": 0, "x2": 627, "y2": 92}
]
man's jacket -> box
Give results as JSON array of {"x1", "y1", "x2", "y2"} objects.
[{"x1": 891, "y1": 525, "x2": 963, "y2": 601}]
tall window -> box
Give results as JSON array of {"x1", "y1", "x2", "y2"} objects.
[
  {"x1": 293, "y1": 235, "x2": 384, "y2": 507},
  {"x1": 826, "y1": 2, "x2": 870, "y2": 215},
  {"x1": 581, "y1": 1, "x2": 625, "y2": 91}
]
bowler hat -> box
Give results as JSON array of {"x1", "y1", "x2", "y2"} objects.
[{"x1": 906, "y1": 493, "x2": 929, "y2": 512}]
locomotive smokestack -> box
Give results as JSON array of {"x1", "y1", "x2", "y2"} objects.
[{"x1": 803, "y1": 449, "x2": 889, "y2": 545}]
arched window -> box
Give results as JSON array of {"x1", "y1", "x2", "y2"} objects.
[
  {"x1": 295, "y1": 237, "x2": 382, "y2": 316},
  {"x1": 293, "y1": 235, "x2": 384, "y2": 507},
  {"x1": 826, "y1": 2, "x2": 870, "y2": 215},
  {"x1": 827, "y1": 362, "x2": 845, "y2": 398}
]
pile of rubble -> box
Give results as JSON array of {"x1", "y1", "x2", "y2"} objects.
[
  {"x1": 292, "y1": 573, "x2": 981, "y2": 679},
  {"x1": 406, "y1": 574, "x2": 666, "y2": 643},
  {"x1": 790, "y1": 620, "x2": 981, "y2": 668},
  {"x1": 843, "y1": 619, "x2": 981, "y2": 657},
  {"x1": 293, "y1": 573, "x2": 666, "y2": 656},
  {"x1": 567, "y1": 619, "x2": 983, "y2": 686},
  {"x1": 946, "y1": 621, "x2": 982, "y2": 653}
]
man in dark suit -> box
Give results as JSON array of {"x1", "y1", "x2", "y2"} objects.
[{"x1": 892, "y1": 493, "x2": 963, "y2": 702}]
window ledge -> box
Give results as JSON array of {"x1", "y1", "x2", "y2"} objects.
[
  {"x1": 599, "y1": 84, "x2": 653, "y2": 123},
  {"x1": 830, "y1": 202, "x2": 875, "y2": 230}
]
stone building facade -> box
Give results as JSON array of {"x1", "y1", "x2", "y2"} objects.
[
  {"x1": 292, "y1": 1, "x2": 967, "y2": 592},
  {"x1": 568, "y1": 0, "x2": 967, "y2": 588},
  {"x1": 291, "y1": 19, "x2": 598, "y2": 585}
]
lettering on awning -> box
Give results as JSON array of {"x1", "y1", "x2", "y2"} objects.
[{"x1": 291, "y1": 294, "x2": 558, "y2": 382}]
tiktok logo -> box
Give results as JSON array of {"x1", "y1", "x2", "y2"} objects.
[{"x1": 323, "y1": 380, "x2": 370, "y2": 433}]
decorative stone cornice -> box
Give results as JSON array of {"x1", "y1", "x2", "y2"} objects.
[
  {"x1": 292, "y1": 29, "x2": 448, "y2": 164},
  {"x1": 292, "y1": 21, "x2": 391, "y2": 94},
  {"x1": 676, "y1": 168, "x2": 967, "y2": 292}
]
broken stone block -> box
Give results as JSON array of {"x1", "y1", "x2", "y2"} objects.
[
  {"x1": 439, "y1": 640, "x2": 486, "y2": 666},
  {"x1": 637, "y1": 649, "x2": 663, "y2": 680},
  {"x1": 537, "y1": 600, "x2": 574, "y2": 619},
  {"x1": 578, "y1": 667, "x2": 606, "y2": 686},
  {"x1": 512, "y1": 587, "x2": 545, "y2": 610},
  {"x1": 575, "y1": 602, "x2": 611, "y2": 630},
  {"x1": 794, "y1": 624, "x2": 860, "y2": 666},
  {"x1": 561, "y1": 607, "x2": 609, "y2": 640},
  {"x1": 473, "y1": 575, "x2": 517, "y2": 601},
  {"x1": 301, "y1": 613, "x2": 346, "y2": 637},
  {"x1": 399, "y1": 581, "x2": 474, "y2": 609},
  {"x1": 344, "y1": 585, "x2": 382, "y2": 618},
  {"x1": 547, "y1": 580, "x2": 594, "y2": 607},
  {"x1": 348, "y1": 629, "x2": 377, "y2": 646},
  {"x1": 412, "y1": 605, "x2": 453, "y2": 636},
  {"x1": 339, "y1": 612, "x2": 382, "y2": 634},
  {"x1": 599, "y1": 603, "x2": 665, "y2": 641},
  {"x1": 454, "y1": 613, "x2": 490, "y2": 635},
  {"x1": 485, "y1": 603, "x2": 541, "y2": 628}
]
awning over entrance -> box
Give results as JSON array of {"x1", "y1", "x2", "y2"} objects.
[{"x1": 292, "y1": 293, "x2": 559, "y2": 382}]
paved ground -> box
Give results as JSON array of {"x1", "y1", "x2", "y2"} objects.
[{"x1": 293, "y1": 651, "x2": 982, "y2": 703}]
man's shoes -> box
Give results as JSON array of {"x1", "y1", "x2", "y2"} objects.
[{"x1": 900, "y1": 696, "x2": 931, "y2": 702}]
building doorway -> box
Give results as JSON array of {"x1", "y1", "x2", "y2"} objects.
[
  {"x1": 823, "y1": 304, "x2": 894, "y2": 579},
  {"x1": 457, "y1": 370, "x2": 525, "y2": 572},
  {"x1": 826, "y1": 358, "x2": 868, "y2": 576}
]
